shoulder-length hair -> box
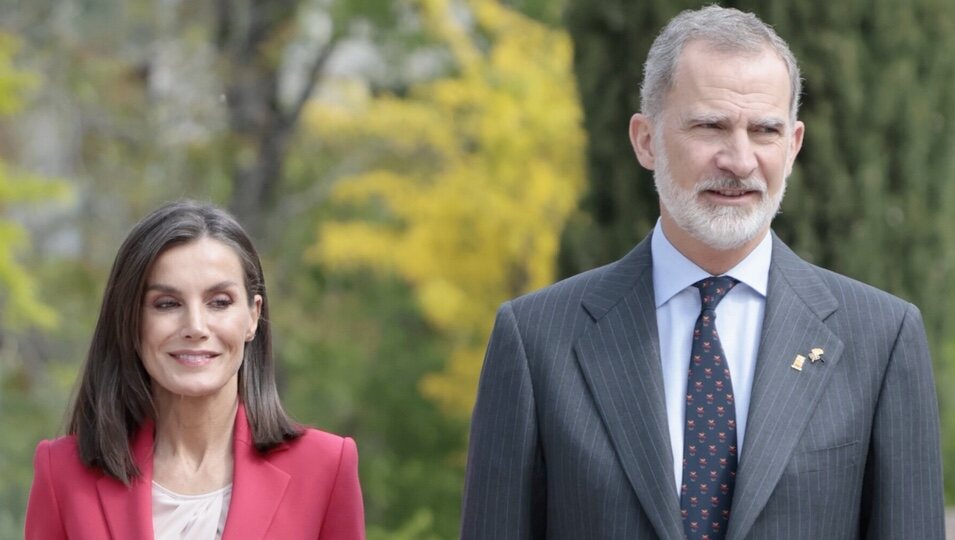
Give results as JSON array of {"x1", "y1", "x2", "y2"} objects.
[{"x1": 69, "y1": 199, "x2": 302, "y2": 484}]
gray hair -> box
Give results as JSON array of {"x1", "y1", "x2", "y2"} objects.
[{"x1": 640, "y1": 5, "x2": 802, "y2": 125}]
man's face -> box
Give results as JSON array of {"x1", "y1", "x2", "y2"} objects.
[{"x1": 631, "y1": 41, "x2": 804, "y2": 251}]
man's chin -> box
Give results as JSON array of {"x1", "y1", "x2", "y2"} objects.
[
  {"x1": 683, "y1": 215, "x2": 770, "y2": 252},
  {"x1": 692, "y1": 232, "x2": 756, "y2": 251}
]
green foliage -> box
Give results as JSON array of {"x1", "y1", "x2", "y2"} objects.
[
  {"x1": 560, "y1": 0, "x2": 702, "y2": 275},
  {"x1": 274, "y1": 268, "x2": 466, "y2": 538},
  {"x1": 0, "y1": 33, "x2": 71, "y2": 331},
  {"x1": 307, "y1": 0, "x2": 585, "y2": 417},
  {"x1": 500, "y1": 0, "x2": 566, "y2": 26},
  {"x1": 0, "y1": 167, "x2": 71, "y2": 331},
  {"x1": 563, "y1": 0, "x2": 955, "y2": 497},
  {"x1": 0, "y1": 33, "x2": 33, "y2": 115},
  {"x1": 1, "y1": 0, "x2": 475, "y2": 535}
]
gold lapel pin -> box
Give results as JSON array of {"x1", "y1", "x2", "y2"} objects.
[
  {"x1": 791, "y1": 354, "x2": 806, "y2": 371},
  {"x1": 809, "y1": 348, "x2": 825, "y2": 363}
]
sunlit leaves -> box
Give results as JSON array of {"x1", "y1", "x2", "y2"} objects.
[{"x1": 305, "y1": 0, "x2": 584, "y2": 415}]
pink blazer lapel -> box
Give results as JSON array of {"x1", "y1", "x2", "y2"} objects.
[
  {"x1": 222, "y1": 403, "x2": 291, "y2": 540},
  {"x1": 96, "y1": 421, "x2": 156, "y2": 540}
]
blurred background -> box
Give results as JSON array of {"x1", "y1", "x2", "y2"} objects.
[{"x1": 1, "y1": 0, "x2": 954, "y2": 537}]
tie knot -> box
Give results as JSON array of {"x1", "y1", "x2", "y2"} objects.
[{"x1": 694, "y1": 276, "x2": 738, "y2": 311}]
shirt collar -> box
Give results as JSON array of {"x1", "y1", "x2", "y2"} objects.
[{"x1": 651, "y1": 220, "x2": 772, "y2": 308}]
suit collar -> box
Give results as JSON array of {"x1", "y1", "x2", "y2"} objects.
[
  {"x1": 580, "y1": 233, "x2": 654, "y2": 320},
  {"x1": 726, "y1": 234, "x2": 844, "y2": 540},
  {"x1": 576, "y1": 233, "x2": 685, "y2": 540},
  {"x1": 96, "y1": 403, "x2": 291, "y2": 540},
  {"x1": 97, "y1": 419, "x2": 155, "y2": 539},
  {"x1": 651, "y1": 223, "x2": 773, "y2": 307},
  {"x1": 222, "y1": 403, "x2": 291, "y2": 540}
]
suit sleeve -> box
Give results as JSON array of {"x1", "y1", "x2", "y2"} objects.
[
  {"x1": 861, "y1": 304, "x2": 944, "y2": 539},
  {"x1": 25, "y1": 440, "x2": 68, "y2": 539},
  {"x1": 461, "y1": 302, "x2": 545, "y2": 540},
  {"x1": 318, "y1": 437, "x2": 366, "y2": 540}
]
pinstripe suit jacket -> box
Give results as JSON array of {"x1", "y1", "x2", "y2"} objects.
[{"x1": 461, "y1": 232, "x2": 943, "y2": 539}]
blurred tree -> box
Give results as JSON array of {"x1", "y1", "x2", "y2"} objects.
[
  {"x1": 276, "y1": 269, "x2": 466, "y2": 537},
  {"x1": 562, "y1": 0, "x2": 955, "y2": 494},
  {"x1": 306, "y1": 0, "x2": 585, "y2": 417},
  {"x1": 559, "y1": 0, "x2": 700, "y2": 276},
  {"x1": 0, "y1": 32, "x2": 72, "y2": 535},
  {"x1": 500, "y1": 0, "x2": 566, "y2": 26},
  {"x1": 0, "y1": 0, "x2": 429, "y2": 533},
  {"x1": 215, "y1": 0, "x2": 399, "y2": 238},
  {"x1": 0, "y1": 33, "x2": 71, "y2": 332},
  {"x1": 0, "y1": 0, "x2": 413, "y2": 243}
]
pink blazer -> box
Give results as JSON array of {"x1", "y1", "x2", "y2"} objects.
[{"x1": 25, "y1": 404, "x2": 365, "y2": 539}]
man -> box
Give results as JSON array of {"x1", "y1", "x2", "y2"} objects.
[{"x1": 461, "y1": 6, "x2": 943, "y2": 540}]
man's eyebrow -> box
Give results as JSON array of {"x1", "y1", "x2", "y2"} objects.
[
  {"x1": 144, "y1": 281, "x2": 241, "y2": 294},
  {"x1": 684, "y1": 113, "x2": 728, "y2": 125},
  {"x1": 750, "y1": 118, "x2": 786, "y2": 131}
]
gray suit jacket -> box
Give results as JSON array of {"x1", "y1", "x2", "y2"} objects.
[{"x1": 461, "y1": 232, "x2": 943, "y2": 539}]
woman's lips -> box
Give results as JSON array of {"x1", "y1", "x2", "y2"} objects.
[{"x1": 168, "y1": 350, "x2": 219, "y2": 366}]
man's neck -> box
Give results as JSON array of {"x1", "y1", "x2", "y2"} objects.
[{"x1": 659, "y1": 215, "x2": 769, "y2": 275}]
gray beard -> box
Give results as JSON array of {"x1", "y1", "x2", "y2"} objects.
[{"x1": 653, "y1": 148, "x2": 785, "y2": 251}]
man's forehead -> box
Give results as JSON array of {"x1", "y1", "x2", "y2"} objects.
[
  {"x1": 673, "y1": 40, "x2": 786, "y2": 78},
  {"x1": 666, "y1": 42, "x2": 792, "y2": 111}
]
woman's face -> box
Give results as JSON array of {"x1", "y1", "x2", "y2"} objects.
[{"x1": 140, "y1": 237, "x2": 261, "y2": 404}]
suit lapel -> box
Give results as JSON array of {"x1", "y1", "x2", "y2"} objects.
[
  {"x1": 222, "y1": 403, "x2": 291, "y2": 540},
  {"x1": 726, "y1": 236, "x2": 845, "y2": 540},
  {"x1": 574, "y1": 236, "x2": 684, "y2": 540},
  {"x1": 97, "y1": 421, "x2": 155, "y2": 539}
]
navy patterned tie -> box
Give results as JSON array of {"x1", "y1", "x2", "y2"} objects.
[{"x1": 680, "y1": 276, "x2": 739, "y2": 540}]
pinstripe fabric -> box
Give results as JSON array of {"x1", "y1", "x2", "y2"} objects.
[{"x1": 461, "y1": 231, "x2": 943, "y2": 540}]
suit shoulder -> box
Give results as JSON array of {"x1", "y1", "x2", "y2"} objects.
[
  {"x1": 508, "y1": 260, "x2": 617, "y2": 313},
  {"x1": 280, "y1": 428, "x2": 356, "y2": 463},
  {"x1": 811, "y1": 263, "x2": 915, "y2": 312},
  {"x1": 35, "y1": 435, "x2": 83, "y2": 467},
  {"x1": 294, "y1": 427, "x2": 350, "y2": 448},
  {"x1": 32, "y1": 434, "x2": 103, "y2": 488},
  {"x1": 774, "y1": 235, "x2": 917, "y2": 318},
  {"x1": 269, "y1": 428, "x2": 358, "y2": 490},
  {"x1": 801, "y1": 263, "x2": 922, "y2": 342}
]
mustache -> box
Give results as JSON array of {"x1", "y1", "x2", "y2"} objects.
[{"x1": 695, "y1": 176, "x2": 767, "y2": 193}]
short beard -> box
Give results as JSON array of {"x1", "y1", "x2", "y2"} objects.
[{"x1": 653, "y1": 144, "x2": 785, "y2": 251}]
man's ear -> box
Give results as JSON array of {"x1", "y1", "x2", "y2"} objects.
[
  {"x1": 784, "y1": 120, "x2": 805, "y2": 177},
  {"x1": 629, "y1": 113, "x2": 657, "y2": 171}
]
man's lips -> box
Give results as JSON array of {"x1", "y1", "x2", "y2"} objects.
[
  {"x1": 702, "y1": 189, "x2": 761, "y2": 203},
  {"x1": 706, "y1": 189, "x2": 755, "y2": 197}
]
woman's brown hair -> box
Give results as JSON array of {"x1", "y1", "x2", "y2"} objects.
[{"x1": 69, "y1": 200, "x2": 301, "y2": 484}]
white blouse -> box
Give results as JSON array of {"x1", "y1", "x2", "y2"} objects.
[{"x1": 152, "y1": 481, "x2": 233, "y2": 540}]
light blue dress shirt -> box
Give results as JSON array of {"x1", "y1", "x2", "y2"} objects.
[{"x1": 651, "y1": 222, "x2": 771, "y2": 495}]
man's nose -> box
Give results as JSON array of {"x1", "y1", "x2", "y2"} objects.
[{"x1": 715, "y1": 131, "x2": 758, "y2": 179}]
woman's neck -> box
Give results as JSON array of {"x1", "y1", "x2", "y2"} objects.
[{"x1": 151, "y1": 389, "x2": 239, "y2": 494}]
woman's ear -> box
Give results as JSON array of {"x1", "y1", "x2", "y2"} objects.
[{"x1": 246, "y1": 294, "x2": 262, "y2": 341}]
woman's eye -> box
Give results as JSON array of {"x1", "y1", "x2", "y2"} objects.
[
  {"x1": 210, "y1": 296, "x2": 234, "y2": 309},
  {"x1": 154, "y1": 299, "x2": 180, "y2": 310}
]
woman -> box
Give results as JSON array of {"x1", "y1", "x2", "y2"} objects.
[{"x1": 25, "y1": 200, "x2": 365, "y2": 539}]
